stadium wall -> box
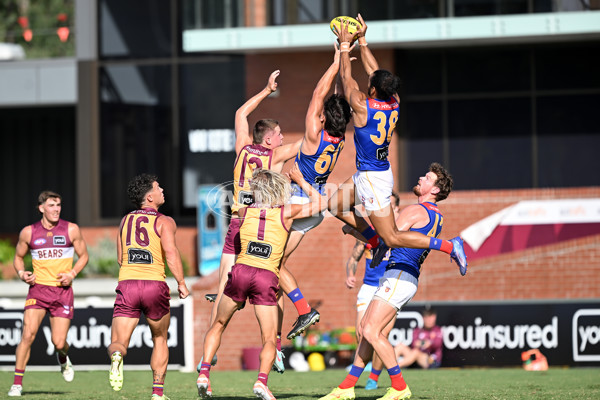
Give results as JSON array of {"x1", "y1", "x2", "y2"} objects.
[{"x1": 191, "y1": 184, "x2": 600, "y2": 370}]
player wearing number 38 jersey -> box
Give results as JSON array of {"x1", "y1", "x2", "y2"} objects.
[
  {"x1": 354, "y1": 96, "x2": 399, "y2": 172},
  {"x1": 329, "y1": 14, "x2": 468, "y2": 278}
]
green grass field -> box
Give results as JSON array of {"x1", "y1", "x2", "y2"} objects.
[{"x1": 1, "y1": 367, "x2": 599, "y2": 399}]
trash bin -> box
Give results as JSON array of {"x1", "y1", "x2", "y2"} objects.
[{"x1": 242, "y1": 347, "x2": 262, "y2": 370}]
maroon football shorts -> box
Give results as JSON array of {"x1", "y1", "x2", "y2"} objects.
[
  {"x1": 25, "y1": 284, "x2": 74, "y2": 319},
  {"x1": 112, "y1": 280, "x2": 171, "y2": 320},
  {"x1": 222, "y1": 216, "x2": 242, "y2": 255},
  {"x1": 223, "y1": 263, "x2": 279, "y2": 306}
]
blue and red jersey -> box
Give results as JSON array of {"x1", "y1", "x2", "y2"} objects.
[
  {"x1": 388, "y1": 202, "x2": 444, "y2": 279},
  {"x1": 354, "y1": 97, "x2": 399, "y2": 172},
  {"x1": 292, "y1": 130, "x2": 345, "y2": 197}
]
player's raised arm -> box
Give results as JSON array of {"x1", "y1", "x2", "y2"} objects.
[
  {"x1": 355, "y1": 14, "x2": 379, "y2": 76},
  {"x1": 235, "y1": 70, "x2": 280, "y2": 154},
  {"x1": 333, "y1": 21, "x2": 366, "y2": 119},
  {"x1": 305, "y1": 45, "x2": 341, "y2": 145}
]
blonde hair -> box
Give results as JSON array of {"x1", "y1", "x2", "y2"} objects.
[{"x1": 250, "y1": 169, "x2": 291, "y2": 207}]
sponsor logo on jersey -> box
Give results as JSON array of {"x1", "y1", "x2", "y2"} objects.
[
  {"x1": 239, "y1": 191, "x2": 254, "y2": 206},
  {"x1": 53, "y1": 236, "x2": 67, "y2": 246},
  {"x1": 246, "y1": 241, "x2": 272, "y2": 259},
  {"x1": 36, "y1": 248, "x2": 64, "y2": 259},
  {"x1": 376, "y1": 145, "x2": 389, "y2": 161},
  {"x1": 128, "y1": 248, "x2": 153, "y2": 264},
  {"x1": 246, "y1": 146, "x2": 270, "y2": 156},
  {"x1": 368, "y1": 99, "x2": 399, "y2": 110},
  {"x1": 33, "y1": 238, "x2": 47, "y2": 246},
  {"x1": 314, "y1": 174, "x2": 329, "y2": 185}
]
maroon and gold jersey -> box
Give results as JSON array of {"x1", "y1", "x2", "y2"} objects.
[
  {"x1": 29, "y1": 219, "x2": 74, "y2": 286},
  {"x1": 231, "y1": 144, "x2": 273, "y2": 213},
  {"x1": 119, "y1": 208, "x2": 166, "y2": 282},
  {"x1": 236, "y1": 206, "x2": 289, "y2": 277}
]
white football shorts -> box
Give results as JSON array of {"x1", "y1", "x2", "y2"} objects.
[
  {"x1": 352, "y1": 167, "x2": 394, "y2": 212},
  {"x1": 373, "y1": 269, "x2": 418, "y2": 311},
  {"x1": 356, "y1": 283, "x2": 379, "y2": 312}
]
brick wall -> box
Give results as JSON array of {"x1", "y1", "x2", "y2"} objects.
[
  {"x1": 191, "y1": 186, "x2": 600, "y2": 370},
  {"x1": 193, "y1": 51, "x2": 600, "y2": 367}
]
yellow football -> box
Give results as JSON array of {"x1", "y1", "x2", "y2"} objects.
[{"x1": 329, "y1": 16, "x2": 361, "y2": 35}]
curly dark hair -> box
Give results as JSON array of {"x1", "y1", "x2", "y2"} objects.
[
  {"x1": 324, "y1": 94, "x2": 352, "y2": 137},
  {"x1": 369, "y1": 69, "x2": 401, "y2": 99},
  {"x1": 429, "y1": 162, "x2": 453, "y2": 202},
  {"x1": 127, "y1": 173, "x2": 158, "y2": 208}
]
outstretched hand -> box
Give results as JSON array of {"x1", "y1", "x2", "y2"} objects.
[
  {"x1": 267, "y1": 70, "x2": 280, "y2": 93},
  {"x1": 333, "y1": 19, "x2": 359, "y2": 44},
  {"x1": 355, "y1": 13, "x2": 368, "y2": 39}
]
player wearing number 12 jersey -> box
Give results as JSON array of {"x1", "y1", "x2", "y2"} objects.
[
  {"x1": 108, "y1": 174, "x2": 189, "y2": 399},
  {"x1": 203, "y1": 71, "x2": 302, "y2": 374},
  {"x1": 329, "y1": 14, "x2": 467, "y2": 277}
]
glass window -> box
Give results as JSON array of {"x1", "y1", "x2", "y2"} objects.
[
  {"x1": 402, "y1": 101, "x2": 445, "y2": 191},
  {"x1": 447, "y1": 47, "x2": 531, "y2": 93},
  {"x1": 179, "y1": 59, "x2": 245, "y2": 210},
  {"x1": 399, "y1": 50, "x2": 443, "y2": 96},
  {"x1": 537, "y1": 94, "x2": 600, "y2": 187},
  {"x1": 99, "y1": 0, "x2": 172, "y2": 59},
  {"x1": 454, "y1": 0, "x2": 529, "y2": 17},
  {"x1": 448, "y1": 98, "x2": 533, "y2": 189},
  {"x1": 536, "y1": 43, "x2": 600, "y2": 91},
  {"x1": 99, "y1": 64, "x2": 172, "y2": 218},
  {"x1": 181, "y1": 0, "x2": 241, "y2": 29},
  {"x1": 0, "y1": 107, "x2": 76, "y2": 232}
]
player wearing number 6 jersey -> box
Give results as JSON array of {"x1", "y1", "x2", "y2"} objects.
[
  {"x1": 280, "y1": 45, "x2": 352, "y2": 340},
  {"x1": 197, "y1": 167, "x2": 327, "y2": 400},
  {"x1": 330, "y1": 14, "x2": 467, "y2": 276},
  {"x1": 108, "y1": 174, "x2": 189, "y2": 400}
]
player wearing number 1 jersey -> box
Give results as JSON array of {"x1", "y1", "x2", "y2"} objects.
[
  {"x1": 202, "y1": 71, "x2": 302, "y2": 373},
  {"x1": 330, "y1": 14, "x2": 468, "y2": 276},
  {"x1": 209, "y1": 70, "x2": 301, "y2": 314},
  {"x1": 197, "y1": 167, "x2": 327, "y2": 400},
  {"x1": 108, "y1": 174, "x2": 189, "y2": 400}
]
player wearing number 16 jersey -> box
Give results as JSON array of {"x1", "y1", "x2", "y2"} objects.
[
  {"x1": 329, "y1": 14, "x2": 467, "y2": 277},
  {"x1": 108, "y1": 174, "x2": 189, "y2": 399}
]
